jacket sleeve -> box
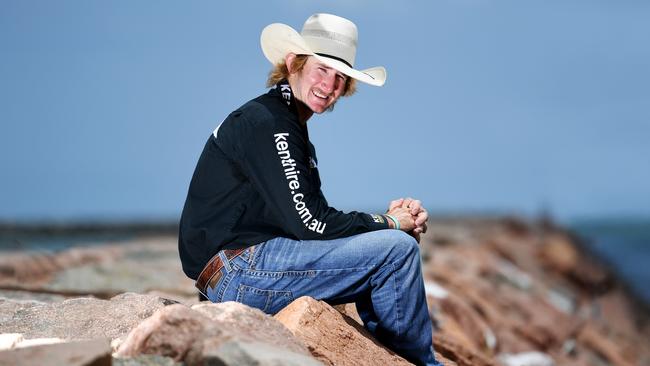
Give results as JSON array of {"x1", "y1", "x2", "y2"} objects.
[{"x1": 236, "y1": 111, "x2": 389, "y2": 240}]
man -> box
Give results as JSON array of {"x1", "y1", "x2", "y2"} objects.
[{"x1": 179, "y1": 13, "x2": 441, "y2": 366}]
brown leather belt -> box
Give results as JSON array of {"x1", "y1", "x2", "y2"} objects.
[{"x1": 195, "y1": 248, "x2": 246, "y2": 293}]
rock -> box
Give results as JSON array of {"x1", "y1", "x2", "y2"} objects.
[
  {"x1": 435, "y1": 291, "x2": 496, "y2": 353},
  {"x1": 0, "y1": 338, "x2": 111, "y2": 366},
  {"x1": 3, "y1": 219, "x2": 649, "y2": 366},
  {"x1": 116, "y1": 304, "x2": 205, "y2": 361},
  {"x1": 9, "y1": 335, "x2": 64, "y2": 349},
  {"x1": 538, "y1": 235, "x2": 579, "y2": 274},
  {"x1": 0, "y1": 245, "x2": 121, "y2": 285},
  {"x1": 113, "y1": 354, "x2": 181, "y2": 366},
  {"x1": 333, "y1": 303, "x2": 363, "y2": 326},
  {"x1": 544, "y1": 287, "x2": 575, "y2": 314},
  {"x1": 0, "y1": 293, "x2": 172, "y2": 341},
  {"x1": 577, "y1": 323, "x2": 635, "y2": 366},
  {"x1": 117, "y1": 302, "x2": 314, "y2": 366},
  {"x1": 592, "y1": 287, "x2": 639, "y2": 336},
  {"x1": 191, "y1": 301, "x2": 308, "y2": 355},
  {"x1": 274, "y1": 296, "x2": 412, "y2": 366},
  {"x1": 538, "y1": 234, "x2": 611, "y2": 291},
  {"x1": 435, "y1": 351, "x2": 459, "y2": 366},
  {"x1": 432, "y1": 334, "x2": 495, "y2": 366},
  {"x1": 498, "y1": 351, "x2": 555, "y2": 366},
  {"x1": 47, "y1": 242, "x2": 195, "y2": 297},
  {"x1": 425, "y1": 280, "x2": 450, "y2": 299},
  {"x1": 145, "y1": 290, "x2": 199, "y2": 307},
  {"x1": 0, "y1": 238, "x2": 195, "y2": 298},
  {"x1": 0, "y1": 334, "x2": 23, "y2": 351},
  {"x1": 204, "y1": 340, "x2": 323, "y2": 366},
  {"x1": 490, "y1": 259, "x2": 533, "y2": 291},
  {"x1": 0, "y1": 289, "x2": 66, "y2": 303}
]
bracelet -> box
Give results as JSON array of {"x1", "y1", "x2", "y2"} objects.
[{"x1": 384, "y1": 214, "x2": 400, "y2": 230}]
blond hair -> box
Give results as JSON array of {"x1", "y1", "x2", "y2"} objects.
[{"x1": 266, "y1": 55, "x2": 357, "y2": 97}]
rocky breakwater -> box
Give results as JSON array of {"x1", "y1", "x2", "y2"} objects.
[{"x1": 1, "y1": 218, "x2": 649, "y2": 365}]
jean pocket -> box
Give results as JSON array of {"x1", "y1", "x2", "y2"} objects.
[{"x1": 235, "y1": 284, "x2": 293, "y2": 314}]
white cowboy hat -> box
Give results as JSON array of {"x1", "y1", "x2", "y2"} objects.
[{"x1": 260, "y1": 13, "x2": 387, "y2": 87}]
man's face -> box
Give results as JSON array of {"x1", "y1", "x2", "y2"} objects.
[{"x1": 289, "y1": 56, "x2": 347, "y2": 114}]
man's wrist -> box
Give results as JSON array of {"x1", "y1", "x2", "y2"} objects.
[
  {"x1": 382, "y1": 214, "x2": 393, "y2": 229},
  {"x1": 384, "y1": 214, "x2": 400, "y2": 230}
]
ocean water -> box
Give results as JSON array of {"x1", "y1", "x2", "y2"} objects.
[{"x1": 569, "y1": 219, "x2": 650, "y2": 304}]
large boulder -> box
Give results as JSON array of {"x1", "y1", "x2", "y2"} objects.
[
  {"x1": 191, "y1": 301, "x2": 308, "y2": 354},
  {"x1": 116, "y1": 302, "x2": 316, "y2": 366},
  {"x1": 0, "y1": 293, "x2": 173, "y2": 341},
  {"x1": 274, "y1": 296, "x2": 412, "y2": 366}
]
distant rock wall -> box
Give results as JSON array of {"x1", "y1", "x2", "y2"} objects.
[{"x1": 1, "y1": 218, "x2": 649, "y2": 365}]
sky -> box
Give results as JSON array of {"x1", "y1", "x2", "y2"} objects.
[{"x1": 1, "y1": 1, "x2": 649, "y2": 223}]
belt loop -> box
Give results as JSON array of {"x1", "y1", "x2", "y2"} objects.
[
  {"x1": 219, "y1": 251, "x2": 232, "y2": 273},
  {"x1": 248, "y1": 245, "x2": 257, "y2": 269}
]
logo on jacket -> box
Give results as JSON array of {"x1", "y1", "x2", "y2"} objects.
[
  {"x1": 371, "y1": 214, "x2": 385, "y2": 224},
  {"x1": 280, "y1": 83, "x2": 292, "y2": 106}
]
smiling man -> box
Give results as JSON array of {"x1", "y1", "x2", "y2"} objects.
[{"x1": 178, "y1": 13, "x2": 441, "y2": 366}]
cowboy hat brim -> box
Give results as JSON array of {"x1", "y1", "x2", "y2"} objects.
[{"x1": 260, "y1": 23, "x2": 386, "y2": 87}]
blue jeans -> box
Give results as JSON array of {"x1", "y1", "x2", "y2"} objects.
[{"x1": 203, "y1": 229, "x2": 441, "y2": 366}]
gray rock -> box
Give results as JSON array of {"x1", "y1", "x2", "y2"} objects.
[
  {"x1": 112, "y1": 354, "x2": 182, "y2": 366},
  {"x1": 46, "y1": 241, "x2": 195, "y2": 297},
  {"x1": 0, "y1": 338, "x2": 111, "y2": 366},
  {"x1": 205, "y1": 340, "x2": 323, "y2": 366},
  {"x1": 0, "y1": 289, "x2": 66, "y2": 303},
  {"x1": 498, "y1": 351, "x2": 555, "y2": 366},
  {"x1": 191, "y1": 301, "x2": 308, "y2": 355},
  {"x1": 1, "y1": 237, "x2": 195, "y2": 298},
  {"x1": 0, "y1": 292, "x2": 173, "y2": 341},
  {"x1": 117, "y1": 302, "x2": 315, "y2": 366},
  {"x1": 116, "y1": 304, "x2": 206, "y2": 361}
]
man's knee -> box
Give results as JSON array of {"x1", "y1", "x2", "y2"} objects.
[{"x1": 379, "y1": 230, "x2": 420, "y2": 259}]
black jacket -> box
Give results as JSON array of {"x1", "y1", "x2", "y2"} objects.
[{"x1": 178, "y1": 81, "x2": 388, "y2": 279}]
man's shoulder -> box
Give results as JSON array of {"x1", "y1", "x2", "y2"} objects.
[
  {"x1": 237, "y1": 96, "x2": 273, "y2": 124},
  {"x1": 234, "y1": 91, "x2": 289, "y2": 127},
  {"x1": 213, "y1": 91, "x2": 284, "y2": 140}
]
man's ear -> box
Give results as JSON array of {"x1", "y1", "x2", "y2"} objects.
[{"x1": 285, "y1": 53, "x2": 297, "y2": 74}]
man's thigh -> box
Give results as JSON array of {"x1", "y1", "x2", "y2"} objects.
[{"x1": 218, "y1": 229, "x2": 418, "y2": 314}]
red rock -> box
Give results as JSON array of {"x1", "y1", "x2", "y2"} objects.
[
  {"x1": 594, "y1": 288, "x2": 638, "y2": 337},
  {"x1": 432, "y1": 311, "x2": 478, "y2": 354},
  {"x1": 333, "y1": 303, "x2": 363, "y2": 326},
  {"x1": 432, "y1": 334, "x2": 495, "y2": 366},
  {"x1": 435, "y1": 351, "x2": 458, "y2": 366},
  {"x1": 275, "y1": 296, "x2": 412, "y2": 366},
  {"x1": 436, "y1": 291, "x2": 496, "y2": 353},
  {"x1": 577, "y1": 323, "x2": 635, "y2": 366},
  {"x1": 538, "y1": 234, "x2": 579, "y2": 274}
]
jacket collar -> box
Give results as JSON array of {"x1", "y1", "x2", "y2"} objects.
[{"x1": 269, "y1": 79, "x2": 299, "y2": 117}]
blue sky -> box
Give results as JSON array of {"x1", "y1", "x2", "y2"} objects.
[{"x1": 1, "y1": 1, "x2": 649, "y2": 222}]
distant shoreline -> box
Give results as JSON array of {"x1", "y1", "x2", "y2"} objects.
[{"x1": 0, "y1": 221, "x2": 179, "y2": 236}]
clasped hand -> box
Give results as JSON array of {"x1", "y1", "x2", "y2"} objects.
[{"x1": 386, "y1": 197, "x2": 428, "y2": 242}]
